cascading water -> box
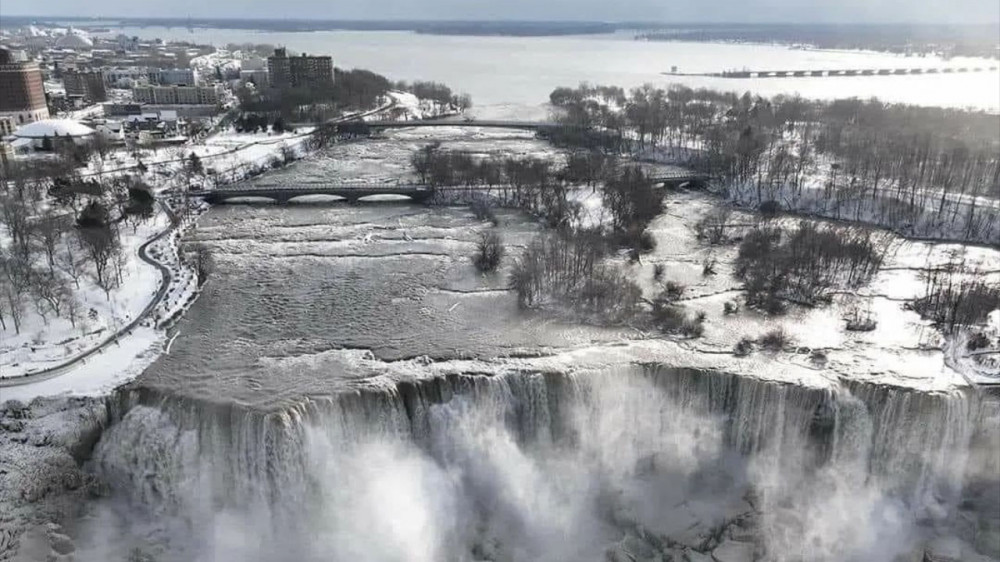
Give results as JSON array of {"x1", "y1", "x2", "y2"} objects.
[{"x1": 77, "y1": 366, "x2": 991, "y2": 562}]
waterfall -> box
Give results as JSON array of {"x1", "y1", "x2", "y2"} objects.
[{"x1": 83, "y1": 367, "x2": 990, "y2": 562}]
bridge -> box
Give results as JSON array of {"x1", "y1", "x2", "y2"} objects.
[
  {"x1": 190, "y1": 171, "x2": 709, "y2": 205},
  {"x1": 647, "y1": 170, "x2": 710, "y2": 186},
  {"x1": 189, "y1": 183, "x2": 435, "y2": 204},
  {"x1": 666, "y1": 66, "x2": 999, "y2": 79},
  {"x1": 365, "y1": 119, "x2": 558, "y2": 130}
]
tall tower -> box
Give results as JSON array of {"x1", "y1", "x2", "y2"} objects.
[
  {"x1": 0, "y1": 47, "x2": 49, "y2": 126},
  {"x1": 267, "y1": 47, "x2": 292, "y2": 89}
]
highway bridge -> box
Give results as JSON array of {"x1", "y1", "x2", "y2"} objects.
[{"x1": 667, "y1": 66, "x2": 999, "y2": 79}]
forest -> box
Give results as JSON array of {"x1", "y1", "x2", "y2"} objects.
[{"x1": 548, "y1": 84, "x2": 1000, "y2": 244}]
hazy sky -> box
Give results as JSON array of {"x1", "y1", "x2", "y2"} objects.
[{"x1": 1, "y1": 0, "x2": 998, "y2": 24}]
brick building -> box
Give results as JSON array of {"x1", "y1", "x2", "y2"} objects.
[
  {"x1": 0, "y1": 47, "x2": 49, "y2": 126},
  {"x1": 63, "y1": 70, "x2": 108, "y2": 103},
  {"x1": 267, "y1": 48, "x2": 333, "y2": 90}
]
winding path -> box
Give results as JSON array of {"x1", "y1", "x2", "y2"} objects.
[{"x1": 0, "y1": 205, "x2": 178, "y2": 388}]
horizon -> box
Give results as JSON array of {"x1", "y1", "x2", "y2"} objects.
[
  {"x1": 1, "y1": 0, "x2": 999, "y2": 27},
  {"x1": 3, "y1": 15, "x2": 1000, "y2": 26}
]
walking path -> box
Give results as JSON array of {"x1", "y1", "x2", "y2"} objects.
[{"x1": 0, "y1": 203, "x2": 177, "y2": 388}]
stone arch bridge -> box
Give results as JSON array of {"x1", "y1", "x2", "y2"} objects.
[{"x1": 189, "y1": 171, "x2": 709, "y2": 205}]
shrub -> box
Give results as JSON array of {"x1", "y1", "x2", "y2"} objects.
[
  {"x1": 472, "y1": 231, "x2": 505, "y2": 273},
  {"x1": 723, "y1": 300, "x2": 740, "y2": 315},
  {"x1": 702, "y1": 256, "x2": 718, "y2": 276},
  {"x1": 695, "y1": 207, "x2": 734, "y2": 244},
  {"x1": 651, "y1": 297, "x2": 705, "y2": 338},
  {"x1": 652, "y1": 304, "x2": 685, "y2": 331},
  {"x1": 758, "y1": 328, "x2": 790, "y2": 351},
  {"x1": 845, "y1": 315, "x2": 877, "y2": 332},
  {"x1": 76, "y1": 201, "x2": 110, "y2": 228},
  {"x1": 966, "y1": 332, "x2": 991, "y2": 351},
  {"x1": 470, "y1": 198, "x2": 498, "y2": 225},
  {"x1": 734, "y1": 338, "x2": 754, "y2": 356},
  {"x1": 653, "y1": 263, "x2": 665, "y2": 281},
  {"x1": 682, "y1": 316, "x2": 706, "y2": 337},
  {"x1": 758, "y1": 199, "x2": 781, "y2": 217},
  {"x1": 619, "y1": 227, "x2": 657, "y2": 254},
  {"x1": 662, "y1": 281, "x2": 686, "y2": 301}
]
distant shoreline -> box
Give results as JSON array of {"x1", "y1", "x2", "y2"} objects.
[{"x1": 3, "y1": 17, "x2": 997, "y2": 58}]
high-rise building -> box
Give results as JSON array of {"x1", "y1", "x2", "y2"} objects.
[
  {"x1": 63, "y1": 70, "x2": 108, "y2": 103},
  {"x1": 0, "y1": 47, "x2": 49, "y2": 126},
  {"x1": 267, "y1": 48, "x2": 292, "y2": 87},
  {"x1": 267, "y1": 48, "x2": 333, "y2": 90}
]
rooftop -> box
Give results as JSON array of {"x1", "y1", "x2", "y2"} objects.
[{"x1": 13, "y1": 119, "x2": 95, "y2": 139}]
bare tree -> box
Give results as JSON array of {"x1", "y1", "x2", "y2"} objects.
[
  {"x1": 194, "y1": 245, "x2": 215, "y2": 287},
  {"x1": 78, "y1": 225, "x2": 121, "y2": 298}
]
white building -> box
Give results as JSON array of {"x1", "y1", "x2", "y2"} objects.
[
  {"x1": 154, "y1": 68, "x2": 198, "y2": 86},
  {"x1": 11, "y1": 118, "x2": 95, "y2": 149},
  {"x1": 103, "y1": 67, "x2": 152, "y2": 88}
]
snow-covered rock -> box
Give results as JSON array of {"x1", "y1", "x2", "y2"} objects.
[{"x1": 711, "y1": 539, "x2": 754, "y2": 562}]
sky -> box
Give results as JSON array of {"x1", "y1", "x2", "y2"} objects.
[{"x1": 0, "y1": 0, "x2": 998, "y2": 24}]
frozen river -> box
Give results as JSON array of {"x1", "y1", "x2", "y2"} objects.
[{"x1": 107, "y1": 27, "x2": 1000, "y2": 115}]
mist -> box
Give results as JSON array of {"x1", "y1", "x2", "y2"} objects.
[{"x1": 72, "y1": 369, "x2": 978, "y2": 561}]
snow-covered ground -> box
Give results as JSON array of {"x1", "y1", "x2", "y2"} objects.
[
  {"x1": 385, "y1": 91, "x2": 456, "y2": 121},
  {"x1": 0, "y1": 214, "x2": 168, "y2": 380}
]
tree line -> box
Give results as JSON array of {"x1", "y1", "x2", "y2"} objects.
[
  {"x1": 236, "y1": 65, "x2": 472, "y2": 123},
  {"x1": 413, "y1": 144, "x2": 661, "y2": 242},
  {"x1": 549, "y1": 84, "x2": 1000, "y2": 244},
  {"x1": 411, "y1": 145, "x2": 665, "y2": 324}
]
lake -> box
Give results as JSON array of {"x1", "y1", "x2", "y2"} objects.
[{"x1": 107, "y1": 27, "x2": 1000, "y2": 117}]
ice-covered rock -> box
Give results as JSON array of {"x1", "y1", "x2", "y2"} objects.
[
  {"x1": 0, "y1": 397, "x2": 107, "y2": 561},
  {"x1": 684, "y1": 549, "x2": 715, "y2": 562},
  {"x1": 49, "y1": 532, "x2": 75, "y2": 555},
  {"x1": 924, "y1": 536, "x2": 963, "y2": 561},
  {"x1": 711, "y1": 539, "x2": 754, "y2": 562},
  {"x1": 974, "y1": 529, "x2": 1000, "y2": 558}
]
